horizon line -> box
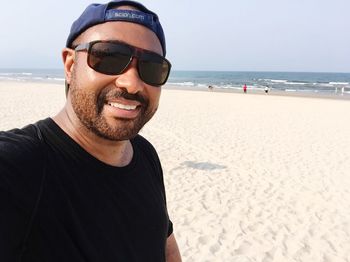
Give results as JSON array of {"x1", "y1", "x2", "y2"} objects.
[{"x1": 0, "y1": 68, "x2": 350, "y2": 74}]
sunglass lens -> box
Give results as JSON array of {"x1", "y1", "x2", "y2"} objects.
[
  {"x1": 88, "y1": 42, "x2": 131, "y2": 75},
  {"x1": 139, "y1": 54, "x2": 170, "y2": 86}
]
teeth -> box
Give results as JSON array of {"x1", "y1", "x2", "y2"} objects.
[{"x1": 108, "y1": 102, "x2": 137, "y2": 110}]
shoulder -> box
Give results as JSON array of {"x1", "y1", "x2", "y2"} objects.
[
  {"x1": 0, "y1": 123, "x2": 42, "y2": 160},
  {"x1": 0, "y1": 123, "x2": 45, "y2": 199},
  {"x1": 132, "y1": 134, "x2": 155, "y2": 148},
  {"x1": 132, "y1": 134, "x2": 158, "y2": 157},
  {"x1": 132, "y1": 134, "x2": 163, "y2": 172}
]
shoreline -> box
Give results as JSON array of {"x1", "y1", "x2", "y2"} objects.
[
  {"x1": 164, "y1": 84, "x2": 350, "y2": 101},
  {"x1": 1, "y1": 80, "x2": 350, "y2": 102}
]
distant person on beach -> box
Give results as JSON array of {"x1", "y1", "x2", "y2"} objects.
[
  {"x1": 208, "y1": 85, "x2": 214, "y2": 91},
  {"x1": 0, "y1": 1, "x2": 181, "y2": 262},
  {"x1": 264, "y1": 85, "x2": 269, "y2": 94},
  {"x1": 243, "y1": 84, "x2": 247, "y2": 93}
]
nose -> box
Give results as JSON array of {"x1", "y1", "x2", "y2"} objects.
[{"x1": 114, "y1": 58, "x2": 145, "y2": 94}]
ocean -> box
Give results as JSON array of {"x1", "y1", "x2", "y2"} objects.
[{"x1": 1, "y1": 68, "x2": 349, "y2": 96}]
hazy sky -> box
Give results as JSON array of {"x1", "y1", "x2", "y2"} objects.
[{"x1": 0, "y1": 0, "x2": 349, "y2": 72}]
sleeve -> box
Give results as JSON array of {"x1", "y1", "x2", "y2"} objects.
[
  {"x1": 0, "y1": 129, "x2": 44, "y2": 260},
  {"x1": 151, "y1": 147, "x2": 173, "y2": 237},
  {"x1": 149, "y1": 144, "x2": 174, "y2": 237},
  {"x1": 167, "y1": 219, "x2": 173, "y2": 237},
  {"x1": 134, "y1": 135, "x2": 174, "y2": 237}
]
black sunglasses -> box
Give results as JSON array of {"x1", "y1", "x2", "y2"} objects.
[{"x1": 74, "y1": 40, "x2": 171, "y2": 86}]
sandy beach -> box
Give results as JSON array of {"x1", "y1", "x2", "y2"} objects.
[{"x1": 1, "y1": 81, "x2": 350, "y2": 262}]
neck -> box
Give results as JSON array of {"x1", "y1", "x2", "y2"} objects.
[{"x1": 53, "y1": 105, "x2": 133, "y2": 167}]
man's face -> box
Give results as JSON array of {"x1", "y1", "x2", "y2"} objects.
[{"x1": 68, "y1": 19, "x2": 163, "y2": 141}]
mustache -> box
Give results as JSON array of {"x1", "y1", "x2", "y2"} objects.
[{"x1": 105, "y1": 90, "x2": 147, "y2": 105}]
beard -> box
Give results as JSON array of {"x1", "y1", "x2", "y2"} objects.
[{"x1": 69, "y1": 74, "x2": 157, "y2": 141}]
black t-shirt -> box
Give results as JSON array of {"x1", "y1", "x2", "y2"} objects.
[{"x1": 0, "y1": 118, "x2": 172, "y2": 262}]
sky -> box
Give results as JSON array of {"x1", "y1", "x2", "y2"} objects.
[{"x1": 0, "y1": 0, "x2": 349, "y2": 72}]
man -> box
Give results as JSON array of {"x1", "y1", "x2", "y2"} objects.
[{"x1": 0, "y1": 1, "x2": 181, "y2": 261}]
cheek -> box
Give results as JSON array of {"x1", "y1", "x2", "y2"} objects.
[
  {"x1": 73, "y1": 57, "x2": 114, "y2": 89},
  {"x1": 148, "y1": 88, "x2": 161, "y2": 107},
  {"x1": 76, "y1": 62, "x2": 96, "y2": 83},
  {"x1": 73, "y1": 57, "x2": 92, "y2": 84}
]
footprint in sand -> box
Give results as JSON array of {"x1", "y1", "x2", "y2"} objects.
[
  {"x1": 198, "y1": 235, "x2": 211, "y2": 245},
  {"x1": 209, "y1": 243, "x2": 220, "y2": 254}
]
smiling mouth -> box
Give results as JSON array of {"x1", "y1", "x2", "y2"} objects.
[{"x1": 107, "y1": 102, "x2": 139, "y2": 111}]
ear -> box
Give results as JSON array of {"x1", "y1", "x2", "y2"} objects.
[{"x1": 62, "y1": 48, "x2": 75, "y2": 86}]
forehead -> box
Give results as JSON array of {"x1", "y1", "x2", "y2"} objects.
[{"x1": 76, "y1": 6, "x2": 163, "y2": 56}]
